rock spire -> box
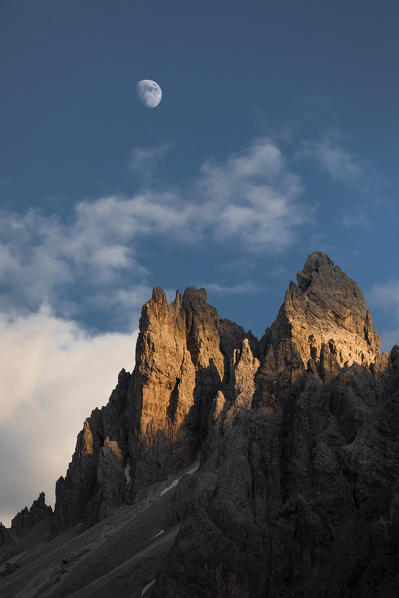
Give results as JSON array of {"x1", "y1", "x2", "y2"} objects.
[
  {"x1": 3, "y1": 253, "x2": 398, "y2": 598},
  {"x1": 268, "y1": 251, "x2": 380, "y2": 368}
]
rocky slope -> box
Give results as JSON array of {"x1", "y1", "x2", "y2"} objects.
[{"x1": 2, "y1": 252, "x2": 399, "y2": 597}]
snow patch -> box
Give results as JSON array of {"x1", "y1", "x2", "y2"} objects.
[
  {"x1": 160, "y1": 478, "x2": 180, "y2": 496},
  {"x1": 159, "y1": 457, "x2": 201, "y2": 497},
  {"x1": 124, "y1": 463, "x2": 131, "y2": 484},
  {"x1": 186, "y1": 459, "x2": 200, "y2": 475},
  {"x1": 141, "y1": 579, "x2": 156, "y2": 595}
]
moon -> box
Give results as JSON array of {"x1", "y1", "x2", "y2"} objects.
[{"x1": 136, "y1": 80, "x2": 162, "y2": 108}]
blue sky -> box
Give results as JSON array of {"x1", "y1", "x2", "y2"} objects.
[{"x1": 1, "y1": 0, "x2": 399, "y2": 522}]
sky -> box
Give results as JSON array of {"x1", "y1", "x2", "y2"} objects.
[{"x1": 1, "y1": 0, "x2": 399, "y2": 525}]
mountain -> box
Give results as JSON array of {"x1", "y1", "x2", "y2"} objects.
[{"x1": 1, "y1": 252, "x2": 399, "y2": 597}]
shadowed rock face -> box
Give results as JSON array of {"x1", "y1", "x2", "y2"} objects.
[
  {"x1": 3, "y1": 252, "x2": 399, "y2": 597},
  {"x1": 152, "y1": 256, "x2": 398, "y2": 598},
  {"x1": 10, "y1": 493, "x2": 52, "y2": 537},
  {"x1": 156, "y1": 352, "x2": 399, "y2": 598}
]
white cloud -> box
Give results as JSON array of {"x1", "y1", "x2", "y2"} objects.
[
  {"x1": 0, "y1": 138, "x2": 312, "y2": 524},
  {"x1": 299, "y1": 136, "x2": 364, "y2": 184},
  {"x1": 0, "y1": 138, "x2": 310, "y2": 321},
  {"x1": 0, "y1": 198, "x2": 150, "y2": 317},
  {"x1": 194, "y1": 141, "x2": 306, "y2": 250},
  {"x1": 342, "y1": 211, "x2": 371, "y2": 229},
  {"x1": 128, "y1": 144, "x2": 172, "y2": 180},
  {"x1": 0, "y1": 306, "x2": 137, "y2": 526}
]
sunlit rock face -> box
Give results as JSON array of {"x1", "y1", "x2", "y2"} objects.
[
  {"x1": 54, "y1": 285, "x2": 251, "y2": 528},
  {"x1": 130, "y1": 286, "x2": 226, "y2": 488},
  {"x1": 268, "y1": 251, "x2": 380, "y2": 369},
  {"x1": 153, "y1": 256, "x2": 399, "y2": 598},
  {"x1": 54, "y1": 254, "x2": 390, "y2": 531},
  {"x1": 4, "y1": 253, "x2": 399, "y2": 598}
]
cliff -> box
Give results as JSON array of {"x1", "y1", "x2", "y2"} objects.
[
  {"x1": 53, "y1": 284, "x2": 253, "y2": 528},
  {"x1": 1, "y1": 252, "x2": 398, "y2": 598}
]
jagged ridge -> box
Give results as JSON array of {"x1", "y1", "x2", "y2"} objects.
[
  {"x1": 2, "y1": 253, "x2": 399, "y2": 598},
  {"x1": 54, "y1": 284, "x2": 255, "y2": 529}
]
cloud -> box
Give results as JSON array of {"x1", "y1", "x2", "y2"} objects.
[
  {"x1": 0, "y1": 138, "x2": 312, "y2": 524},
  {"x1": 0, "y1": 199, "x2": 150, "y2": 321},
  {"x1": 341, "y1": 211, "x2": 371, "y2": 229},
  {"x1": 0, "y1": 306, "x2": 136, "y2": 526},
  {"x1": 368, "y1": 281, "x2": 399, "y2": 319},
  {"x1": 128, "y1": 143, "x2": 172, "y2": 180},
  {"x1": 0, "y1": 138, "x2": 310, "y2": 324},
  {"x1": 195, "y1": 139, "x2": 308, "y2": 250},
  {"x1": 299, "y1": 135, "x2": 364, "y2": 184}
]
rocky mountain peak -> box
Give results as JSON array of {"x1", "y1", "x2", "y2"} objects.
[
  {"x1": 10, "y1": 493, "x2": 52, "y2": 538},
  {"x1": 3, "y1": 252, "x2": 399, "y2": 598},
  {"x1": 268, "y1": 251, "x2": 380, "y2": 368},
  {"x1": 151, "y1": 286, "x2": 168, "y2": 305}
]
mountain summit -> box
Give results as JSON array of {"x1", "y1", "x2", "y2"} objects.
[
  {"x1": 1, "y1": 253, "x2": 399, "y2": 598},
  {"x1": 270, "y1": 251, "x2": 380, "y2": 366}
]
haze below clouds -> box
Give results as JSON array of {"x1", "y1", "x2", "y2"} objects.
[{"x1": 0, "y1": 307, "x2": 136, "y2": 525}]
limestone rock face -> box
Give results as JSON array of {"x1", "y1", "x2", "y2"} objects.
[
  {"x1": 156, "y1": 346, "x2": 399, "y2": 597},
  {"x1": 53, "y1": 253, "x2": 388, "y2": 538},
  {"x1": 129, "y1": 287, "x2": 198, "y2": 488},
  {"x1": 151, "y1": 256, "x2": 398, "y2": 598},
  {"x1": 7, "y1": 252, "x2": 399, "y2": 598},
  {"x1": 55, "y1": 286, "x2": 250, "y2": 528},
  {"x1": 269, "y1": 252, "x2": 380, "y2": 369}
]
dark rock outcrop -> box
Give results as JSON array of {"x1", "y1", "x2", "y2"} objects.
[
  {"x1": 11, "y1": 493, "x2": 52, "y2": 537},
  {"x1": 0, "y1": 525, "x2": 13, "y2": 549},
  {"x1": 1, "y1": 493, "x2": 52, "y2": 566}
]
